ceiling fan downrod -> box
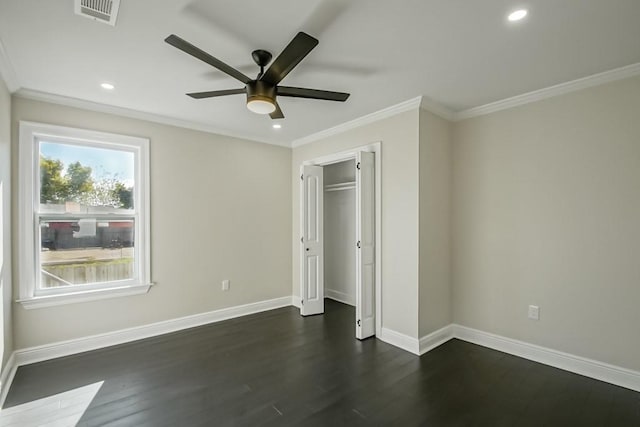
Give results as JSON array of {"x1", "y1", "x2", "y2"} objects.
[{"x1": 252, "y1": 49, "x2": 272, "y2": 79}]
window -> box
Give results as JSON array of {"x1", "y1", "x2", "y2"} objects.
[{"x1": 19, "y1": 122, "x2": 150, "y2": 308}]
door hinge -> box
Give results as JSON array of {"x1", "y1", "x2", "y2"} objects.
[
  {"x1": 356, "y1": 162, "x2": 361, "y2": 170},
  {"x1": 301, "y1": 236, "x2": 304, "y2": 243},
  {"x1": 301, "y1": 300, "x2": 304, "y2": 305},
  {"x1": 357, "y1": 240, "x2": 361, "y2": 249},
  {"x1": 300, "y1": 174, "x2": 304, "y2": 181},
  {"x1": 357, "y1": 319, "x2": 361, "y2": 327}
]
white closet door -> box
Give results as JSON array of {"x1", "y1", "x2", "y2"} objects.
[
  {"x1": 356, "y1": 151, "x2": 375, "y2": 339},
  {"x1": 300, "y1": 164, "x2": 324, "y2": 316}
]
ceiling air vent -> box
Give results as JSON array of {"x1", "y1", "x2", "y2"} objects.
[{"x1": 74, "y1": 0, "x2": 121, "y2": 26}]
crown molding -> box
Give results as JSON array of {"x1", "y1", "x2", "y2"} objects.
[
  {"x1": 292, "y1": 96, "x2": 423, "y2": 148},
  {"x1": 454, "y1": 62, "x2": 640, "y2": 121},
  {"x1": 0, "y1": 36, "x2": 20, "y2": 92},
  {"x1": 419, "y1": 96, "x2": 455, "y2": 121},
  {"x1": 291, "y1": 62, "x2": 640, "y2": 146},
  {"x1": 11, "y1": 61, "x2": 640, "y2": 147},
  {"x1": 13, "y1": 89, "x2": 291, "y2": 148}
]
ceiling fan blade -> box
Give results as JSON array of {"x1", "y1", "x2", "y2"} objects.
[
  {"x1": 278, "y1": 86, "x2": 350, "y2": 102},
  {"x1": 165, "y1": 34, "x2": 251, "y2": 84},
  {"x1": 270, "y1": 102, "x2": 285, "y2": 119},
  {"x1": 261, "y1": 32, "x2": 318, "y2": 85},
  {"x1": 187, "y1": 89, "x2": 246, "y2": 99}
]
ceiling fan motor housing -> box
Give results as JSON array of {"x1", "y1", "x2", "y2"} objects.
[{"x1": 247, "y1": 80, "x2": 276, "y2": 105}]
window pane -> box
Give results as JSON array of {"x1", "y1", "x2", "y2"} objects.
[
  {"x1": 40, "y1": 218, "x2": 135, "y2": 288},
  {"x1": 39, "y1": 141, "x2": 135, "y2": 212}
]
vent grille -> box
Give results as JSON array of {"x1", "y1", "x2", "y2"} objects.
[{"x1": 74, "y1": 0, "x2": 121, "y2": 26}]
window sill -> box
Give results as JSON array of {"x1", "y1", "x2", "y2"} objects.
[{"x1": 17, "y1": 283, "x2": 153, "y2": 309}]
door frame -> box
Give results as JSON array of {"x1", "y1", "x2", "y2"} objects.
[{"x1": 300, "y1": 142, "x2": 382, "y2": 336}]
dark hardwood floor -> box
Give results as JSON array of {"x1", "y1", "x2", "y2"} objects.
[{"x1": 4, "y1": 299, "x2": 640, "y2": 426}]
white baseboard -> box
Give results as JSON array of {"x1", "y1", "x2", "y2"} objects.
[
  {"x1": 379, "y1": 325, "x2": 454, "y2": 356},
  {"x1": 419, "y1": 325, "x2": 454, "y2": 355},
  {"x1": 409, "y1": 323, "x2": 640, "y2": 392},
  {"x1": 291, "y1": 295, "x2": 301, "y2": 308},
  {"x1": 379, "y1": 327, "x2": 420, "y2": 355},
  {"x1": 13, "y1": 296, "x2": 292, "y2": 368},
  {"x1": 0, "y1": 353, "x2": 18, "y2": 407},
  {"x1": 4, "y1": 298, "x2": 638, "y2": 407},
  {"x1": 325, "y1": 289, "x2": 355, "y2": 306},
  {"x1": 453, "y1": 324, "x2": 640, "y2": 393}
]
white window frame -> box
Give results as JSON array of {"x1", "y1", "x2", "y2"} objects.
[{"x1": 18, "y1": 121, "x2": 151, "y2": 309}]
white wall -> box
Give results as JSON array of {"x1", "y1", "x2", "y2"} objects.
[
  {"x1": 292, "y1": 109, "x2": 420, "y2": 338},
  {"x1": 11, "y1": 97, "x2": 292, "y2": 349},
  {"x1": 323, "y1": 160, "x2": 356, "y2": 305},
  {"x1": 323, "y1": 159, "x2": 356, "y2": 186},
  {"x1": 0, "y1": 77, "x2": 13, "y2": 373},
  {"x1": 418, "y1": 108, "x2": 452, "y2": 336},
  {"x1": 452, "y1": 75, "x2": 640, "y2": 371}
]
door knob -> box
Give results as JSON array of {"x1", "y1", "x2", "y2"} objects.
[{"x1": 306, "y1": 248, "x2": 309, "y2": 251}]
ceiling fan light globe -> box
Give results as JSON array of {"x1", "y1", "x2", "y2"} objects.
[{"x1": 247, "y1": 98, "x2": 276, "y2": 114}]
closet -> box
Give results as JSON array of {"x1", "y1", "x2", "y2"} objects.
[
  {"x1": 300, "y1": 148, "x2": 376, "y2": 339},
  {"x1": 323, "y1": 160, "x2": 356, "y2": 306}
]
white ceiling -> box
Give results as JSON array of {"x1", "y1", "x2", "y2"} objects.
[{"x1": 1, "y1": 0, "x2": 640, "y2": 145}]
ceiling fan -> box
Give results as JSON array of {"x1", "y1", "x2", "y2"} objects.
[{"x1": 164, "y1": 32, "x2": 350, "y2": 119}]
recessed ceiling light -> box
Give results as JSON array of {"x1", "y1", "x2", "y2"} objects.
[
  {"x1": 508, "y1": 9, "x2": 528, "y2": 21},
  {"x1": 272, "y1": 124, "x2": 282, "y2": 129},
  {"x1": 100, "y1": 82, "x2": 115, "y2": 90}
]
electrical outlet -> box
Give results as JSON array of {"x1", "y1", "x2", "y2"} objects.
[
  {"x1": 222, "y1": 279, "x2": 230, "y2": 291},
  {"x1": 528, "y1": 305, "x2": 540, "y2": 320}
]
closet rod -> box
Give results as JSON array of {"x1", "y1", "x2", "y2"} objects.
[{"x1": 324, "y1": 181, "x2": 356, "y2": 192}]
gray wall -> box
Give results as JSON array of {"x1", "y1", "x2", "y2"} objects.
[
  {"x1": 5, "y1": 72, "x2": 639, "y2": 377},
  {"x1": 292, "y1": 109, "x2": 420, "y2": 338},
  {"x1": 323, "y1": 160, "x2": 356, "y2": 305},
  {"x1": 452, "y1": 75, "x2": 640, "y2": 371},
  {"x1": 418, "y1": 108, "x2": 452, "y2": 336},
  {"x1": 11, "y1": 97, "x2": 292, "y2": 349},
  {"x1": 0, "y1": 77, "x2": 13, "y2": 374}
]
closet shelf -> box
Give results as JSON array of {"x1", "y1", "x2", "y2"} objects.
[{"x1": 324, "y1": 181, "x2": 356, "y2": 192}]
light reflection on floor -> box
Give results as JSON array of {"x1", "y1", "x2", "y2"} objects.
[{"x1": 0, "y1": 381, "x2": 103, "y2": 427}]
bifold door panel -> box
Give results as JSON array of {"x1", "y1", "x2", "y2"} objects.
[
  {"x1": 355, "y1": 151, "x2": 375, "y2": 339},
  {"x1": 300, "y1": 165, "x2": 324, "y2": 316}
]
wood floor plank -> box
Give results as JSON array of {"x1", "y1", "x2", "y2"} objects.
[{"x1": 3, "y1": 300, "x2": 639, "y2": 426}]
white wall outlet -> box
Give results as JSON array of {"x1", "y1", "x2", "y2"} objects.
[
  {"x1": 222, "y1": 279, "x2": 230, "y2": 291},
  {"x1": 528, "y1": 305, "x2": 540, "y2": 320}
]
